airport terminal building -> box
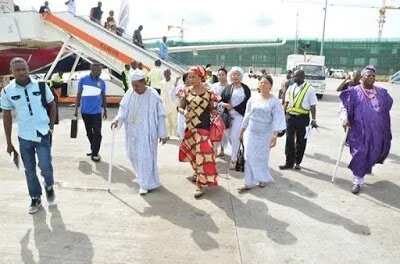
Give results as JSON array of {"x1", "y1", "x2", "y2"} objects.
[{"x1": 167, "y1": 39, "x2": 400, "y2": 75}]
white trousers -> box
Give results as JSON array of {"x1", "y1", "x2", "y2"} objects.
[{"x1": 228, "y1": 111, "x2": 243, "y2": 162}]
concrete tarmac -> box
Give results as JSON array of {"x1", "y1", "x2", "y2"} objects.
[{"x1": 0, "y1": 77, "x2": 399, "y2": 264}]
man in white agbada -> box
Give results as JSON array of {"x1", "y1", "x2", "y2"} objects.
[
  {"x1": 160, "y1": 69, "x2": 177, "y2": 137},
  {"x1": 111, "y1": 70, "x2": 168, "y2": 195}
]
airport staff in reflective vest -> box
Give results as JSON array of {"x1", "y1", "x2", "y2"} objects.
[{"x1": 279, "y1": 69, "x2": 318, "y2": 171}]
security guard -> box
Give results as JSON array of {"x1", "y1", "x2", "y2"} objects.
[{"x1": 279, "y1": 69, "x2": 318, "y2": 170}]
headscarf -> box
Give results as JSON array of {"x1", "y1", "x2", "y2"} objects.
[
  {"x1": 189, "y1": 65, "x2": 207, "y2": 81},
  {"x1": 361, "y1": 65, "x2": 376, "y2": 77}
]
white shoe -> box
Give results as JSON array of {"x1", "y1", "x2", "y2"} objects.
[{"x1": 139, "y1": 188, "x2": 148, "y2": 195}]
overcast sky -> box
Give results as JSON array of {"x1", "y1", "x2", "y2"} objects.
[{"x1": 15, "y1": 0, "x2": 400, "y2": 41}]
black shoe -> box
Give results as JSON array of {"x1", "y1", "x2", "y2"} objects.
[
  {"x1": 29, "y1": 198, "x2": 42, "y2": 214},
  {"x1": 294, "y1": 164, "x2": 301, "y2": 170},
  {"x1": 86, "y1": 152, "x2": 92, "y2": 156},
  {"x1": 351, "y1": 184, "x2": 361, "y2": 195},
  {"x1": 279, "y1": 164, "x2": 293, "y2": 170},
  {"x1": 45, "y1": 186, "x2": 56, "y2": 205}
]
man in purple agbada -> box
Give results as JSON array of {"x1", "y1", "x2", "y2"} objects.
[{"x1": 339, "y1": 65, "x2": 393, "y2": 194}]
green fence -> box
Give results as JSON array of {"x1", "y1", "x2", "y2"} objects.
[{"x1": 155, "y1": 39, "x2": 400, "y2": 75}]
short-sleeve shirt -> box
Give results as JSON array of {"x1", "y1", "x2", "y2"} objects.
[
  {"x1": 285, "y1": 82, "x2": 318, "y2": 110},
  {"x1": 78, "y1": 75, "x2": 106, "y2": 114},
  {"x1": 0, "y1": 79, "x2": 54, "y2": 142},
  {"x1": 159, "y1": 42, "x2": 168, "y2": 60}
]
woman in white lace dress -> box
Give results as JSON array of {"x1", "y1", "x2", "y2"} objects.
[{"x1": 238, "y1": 76, "x2": 286, "y2": 192}]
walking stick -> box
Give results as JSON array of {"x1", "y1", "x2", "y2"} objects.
[
  {"x1": 108, "y1": 128, "x2": 116, "y2": 192},
  {"x1": 332, "y1": 128, "x2": 349, "y2": 183}
]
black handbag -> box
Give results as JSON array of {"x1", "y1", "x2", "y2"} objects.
[
  {"x1": 70, "y1": 118, "x2": 78, "y2": 138},
  {"x1": 235, "y1": 142, "x2": 245, "y2": 172},
  {"x1": 221, "y1": 110, "x2": 232, "y2": 128},
  {"x1": 221, "y1": 85, "x2": 233, "y2": 128}
]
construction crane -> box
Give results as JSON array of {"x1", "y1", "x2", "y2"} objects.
[
  {"x1": 167, "y1": 19, "x2": 185, "y2": 41},
  {"x1": 378, "y1": 0, "x2": 400, "y2": 40},
  {"x1": 283, "y1": 0, "x2": 400, "y2": 40}
]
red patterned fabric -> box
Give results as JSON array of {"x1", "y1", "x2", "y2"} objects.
[
  {"x1": 210, "y1": 114, "x2": 225, "y2": 142},
  {"x1": 179, "y1": 128, "x2": 218, "y2": 187}
]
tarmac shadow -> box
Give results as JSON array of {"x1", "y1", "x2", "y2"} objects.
[
  {"x1": 320, "y1": 94, "x2": 340, "y2": 103},
  {"x1": 247, "y1": 169, "x2": 371, "y2": 236},
  {"x1": 304, "y1": 152, "x2": 348, "y2": 168},
  {"x1": 299, "y1": 167, "x2": 400, "y2": 211},
  {"x1": 109, "y1": 187, "x2": 220, "y2": 251},
  {"x1": 363, "y1": 181, "x2": 400, "y2": 210},
  {"x1": 387, "y1": 153, "x2": 400, "y2": 164},
  {"x1": 205, "y1": 186, "x2": 298, "y2": 245},
  {"x1": 20, "y1": 206, "x2": 93, "y2": 263},
  {"x1": 78, "y1": 160, "x2": 136, "y2": 188}
]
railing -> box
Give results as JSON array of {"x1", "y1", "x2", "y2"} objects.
[{"x1": 74, "y1": 14, "x2": 188, "y2": 71}]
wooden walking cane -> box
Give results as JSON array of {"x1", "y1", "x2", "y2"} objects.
[
  {"x1": 332, "y1": 128, "x2": 349, "y2": 183},
  {"x1": 108, "y1": 128, "x2": 116, "y2": 192}
]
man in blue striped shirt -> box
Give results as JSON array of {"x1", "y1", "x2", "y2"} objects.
[{"x1": 74, "y1": 62, "x2": 107, "y2": 162}]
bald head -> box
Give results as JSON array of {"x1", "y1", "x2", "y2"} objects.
[
  {"x1": 293, "y1": 70, "x2": 305, "y2": 85},
  {"x1": 164, "y1": 69, "x2": 171, "y2": 81},
  {"x1": 10, "y1": 57, "x2": 30, "y2": 83}
]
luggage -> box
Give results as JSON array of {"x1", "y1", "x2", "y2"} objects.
[{"x1": 70, "y1": 118, "x2": 78, "y2": 138}]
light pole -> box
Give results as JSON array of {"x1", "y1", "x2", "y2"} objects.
[
  {"x1": 320, "y1": 0, "x2": 328, "y2": 55},
  {"x1": 294, "y1": 10, "x2": 299, "y2": 54}
]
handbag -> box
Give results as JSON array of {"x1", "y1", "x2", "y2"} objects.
[
  {"x1": 210, "y1": 114, "x2": 225, "y2": 142},
  {"x1": 70, "y1": 117, "x2": 78, "y2": 138},
  {"x1": 221, "y1": 110, "x2": 232, "y2": 129},
  {"x1": 221, "y1": 85, "x2": 234, "y2": 128},
  {"x1": 235, "y1": 142, "x2": 245, "y2": 172}
]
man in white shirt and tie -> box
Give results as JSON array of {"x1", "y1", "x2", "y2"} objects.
[{"x1": 279, "y1": 69, "x2": 318, "y2": 171}]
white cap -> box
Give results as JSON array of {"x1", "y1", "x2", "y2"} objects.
[{"x1": 130, "y1": 70, "x2": 145, "y2": 81}]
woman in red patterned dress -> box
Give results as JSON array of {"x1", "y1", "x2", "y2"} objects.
[{"x1": 178, "y1": 66, "x2": 219, "y2": 198}]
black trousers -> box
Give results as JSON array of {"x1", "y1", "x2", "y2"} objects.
[
  {"x1": 81, "y1": 113, "x2": 102, "y2": 156},
  {"x1": 285, "y1": 114, "x2": 310, "y2": 166}
]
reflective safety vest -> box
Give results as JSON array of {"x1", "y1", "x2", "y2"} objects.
[{"x1": 287, "y1": 83, "x2": 311, "y2": 115}]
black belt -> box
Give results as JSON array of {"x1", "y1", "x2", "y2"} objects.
[{"x1": 288, "y1": 113, "x2": 309, "y2": 118}]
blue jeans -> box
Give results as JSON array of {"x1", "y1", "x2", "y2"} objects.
[{"x1": 18, "y1": 133, "x2": 54, "y2": 198}]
